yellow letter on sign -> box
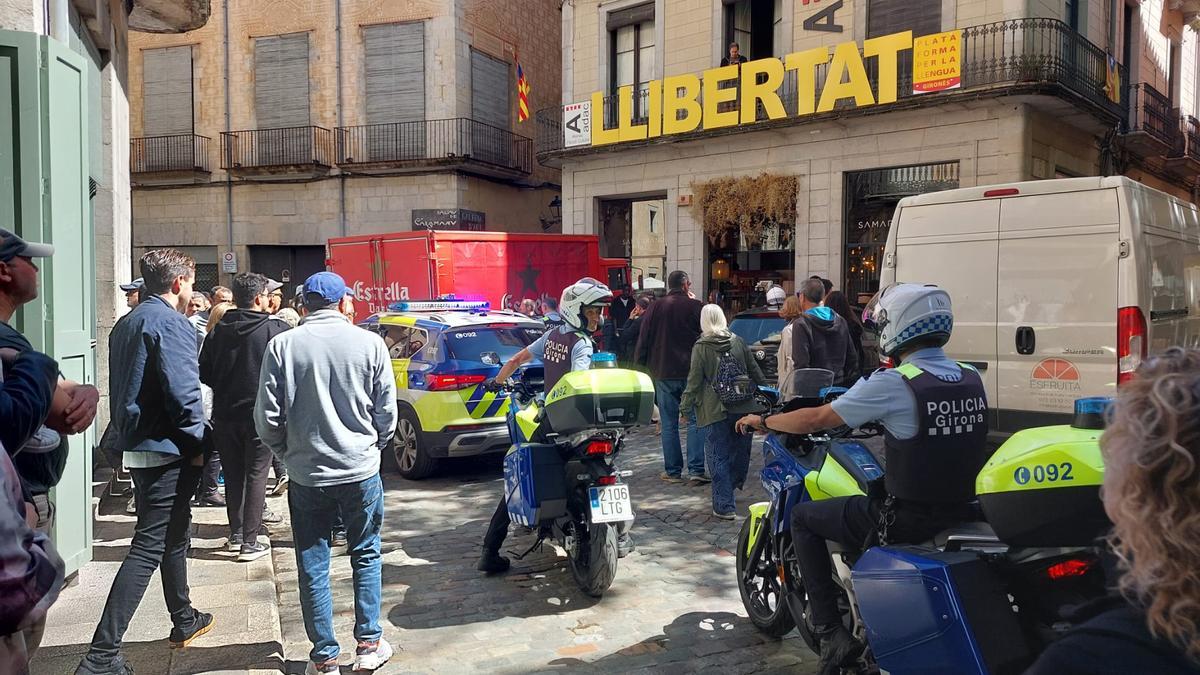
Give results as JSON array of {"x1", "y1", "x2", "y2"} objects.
[
  {"x1": 590, "y1": 90, "x2": 621, "y2": 146},
  {"x1": 740, "y1": 57, "x2": 787, "y2": 123},
  {"x1": 785, "y1": 47, "x2": 830, "y2": 116},
  {"x1": 617, "y1": 85, "x2": 649, "y2": 142},
  {"x1": 662, "y1": 74, "x2": 702, "y2": 135},
  {"x1": 702, "y1": 63, "x2": 741, "y2": 130},
  {"x1": 817, "y1": 42, "x2": 875, "y2": 113},
  {"x1": 864, "y1": 31, "x2": 912, "y2": 104}
]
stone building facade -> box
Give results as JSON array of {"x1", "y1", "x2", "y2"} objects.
[
  {"x1": 540, "y1": 0, "x2": 1200, "y2": 310},
  {"x1": 129, "y1": 0, "x2": 563, "y2": 287}
]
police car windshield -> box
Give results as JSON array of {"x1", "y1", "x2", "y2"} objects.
[
  {"x1": 729, "y1": 316, "x2": 787, "y2": 345},
  {"x1": 446, "y1": 325, "x2": 545, "y2": 362}
]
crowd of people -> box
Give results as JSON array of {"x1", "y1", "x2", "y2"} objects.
[{"x1": 1, "y1": 228, "x2": 1198, "y2": 673}]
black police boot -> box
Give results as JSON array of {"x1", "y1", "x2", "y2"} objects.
[
  {"x1": 617, "y1": 531, "x2": 635, "y2": 558},
  {"x1": 477, "y1": 549, "x2": 511, "y2": 573},
  {"x1": 815, "y1": 624, "x2": 864, "y2": 675}
]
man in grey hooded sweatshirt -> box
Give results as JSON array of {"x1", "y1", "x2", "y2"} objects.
[{"x1": 254, "y1": 271, "x2": 397, "y2": 674}]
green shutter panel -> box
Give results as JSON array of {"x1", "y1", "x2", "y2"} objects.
[{"x1": 0, "y1": 30, "x2": 96, "y2": 575}]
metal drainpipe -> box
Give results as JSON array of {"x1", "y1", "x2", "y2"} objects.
[
  {"x1": 224, "y1": 0, "x2": 234, "y2": 269},
  {"x1": 49, "y1": 0, "x2": 69, "y2": 43},
  {"x1": 1109, "y1": 0, "x2": 1118, "y2": 55},
  {"x1": 336, "y1": 0, "x2": 347, "y2": 237}
]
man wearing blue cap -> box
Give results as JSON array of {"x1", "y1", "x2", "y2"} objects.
[{"x1": 255, "y1": 271, "x2": 398, "y2": 673}]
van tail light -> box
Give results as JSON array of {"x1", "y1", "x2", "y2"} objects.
[
  {"x1": 983, "y1": 188, "x2": 1020, "y2": 198},
  {"x1": 586, "y1": 439, "x2": 614, "y2": 456},
  {"x1": 1045, "y1": 557, "x2": 1095, "y2": 580},
  {"x1": 427, "y1": 374, "x2": 487, "y2": 391},
  {"x1": 1117, "y1": 306, "x2": 1147, "y2": 385}
]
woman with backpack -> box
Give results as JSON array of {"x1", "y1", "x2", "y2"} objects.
[{"x1": 681, "y1": 304, "x2": 769, "y2": 519}]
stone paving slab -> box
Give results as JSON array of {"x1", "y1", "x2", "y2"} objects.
[
  {"x1": 32, "y1": 475, "x2": 286, "y2": 675},
  {"x1": 272, "y1": 427, "x2": 819, "y2": 674}
]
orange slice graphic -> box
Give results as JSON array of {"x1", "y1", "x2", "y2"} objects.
[{"x1": 1032, "y1": 358, "x2": 1079, "y2": 381}]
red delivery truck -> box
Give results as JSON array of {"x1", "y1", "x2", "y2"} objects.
[{"x1": 327, "y1": 230, "x2": 630, "y2": 315}]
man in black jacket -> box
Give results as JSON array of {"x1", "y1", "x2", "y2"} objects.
[
  {"x1": 635, "y1": 271, "x2": 708, "y2": 483},
  {"x1": 791, "y1": 278, "x2": 858, "y2": 388},
  {"x1": 199, "y1": 273, "x2": 289, "y2": 562},
  {"x1": 79, "y1": 249, "x2": 213, "y2": 675}
]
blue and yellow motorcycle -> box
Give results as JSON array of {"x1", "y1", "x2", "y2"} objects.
[
  {"x1": 737, "y1": 372, "x2": 1111, "y2": 674},
  {"x1": 500, "y1": 356, "x2": 655, "y2": 597}
]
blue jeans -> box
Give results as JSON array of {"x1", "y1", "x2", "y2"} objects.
[
  {"x1": 288, "y1": 474, "x2": 384, "y2": 664},
  {"x1": 704, "y1": 414, "x2": 753, "y2": 514},
  {"x1": 655, "y1": 379, "x2": 707, "y2": 477}
]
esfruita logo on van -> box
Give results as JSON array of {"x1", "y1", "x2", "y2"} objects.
[{"x1": 1030, "y1": 358, "x2": 1081, "y2": 392}]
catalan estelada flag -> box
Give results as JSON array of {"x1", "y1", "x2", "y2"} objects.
[
  {"x1": 1104, "y1": 54, "x2": 1121, "y2": 105},
  {"x1": 517, "y1": 58, "x2": 530, "y2": 122}
]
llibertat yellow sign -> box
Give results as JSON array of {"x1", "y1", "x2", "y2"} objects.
[
  {"x1": 584, "y1": 29, "x2": 967, "y2": 147},
  {"x1": 913, "y1": 30, "x2": 962, "y2": 94}
]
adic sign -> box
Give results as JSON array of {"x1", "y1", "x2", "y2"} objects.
[
  {"x1": 579, "y1": 29, "x2": 969, "y2": 147},
  {"x1": 412, "y1": 209, "x2": 486, "y2": 231},
  {"x1": 563, "y1": 101, "x2": 592, "y2": 147},
  {"x1": 913, "y1": 30, "x2": 962, "y2": 94}
]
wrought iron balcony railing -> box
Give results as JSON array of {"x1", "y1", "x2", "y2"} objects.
[
  {"x1": 1170, "y1": 115, "x2": 1200, "y2": 162},
  {"x1": 1124, "y1": 83, "x2": 1178, "y2": 148},
  {"x1": 336, "y1": 118, "x2": 532, "y2": 174},
  {"x1": 220, "y1": 126, "x2": 334, "y2": 170},
  {"x1": 130, "y1": 134, "x2": 211, "y2": 174},
  {"x1": 536, "y1": 18, "x2": 1128, "y2": 156}
]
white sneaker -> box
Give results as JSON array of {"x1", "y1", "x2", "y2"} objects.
[
  {"x1": 126, "y1": 495, "x2": 137, "y2": 514},
  {"x1": 353, "y1": 637, "x2": 394, "y2": 671},
  {"x1": 304, "y1": 659, "x2": 339, "y2": 674}
]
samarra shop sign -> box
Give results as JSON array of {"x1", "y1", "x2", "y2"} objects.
[{"x1": 561, "y1": 30, "x2": 960, "y2": 148}]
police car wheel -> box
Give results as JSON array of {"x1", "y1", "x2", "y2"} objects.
[{"x1": 394, "y1": 408, "x2": 438, "y2": 480}]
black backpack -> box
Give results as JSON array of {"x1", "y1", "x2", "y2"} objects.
[{"x1": 713, "y1": 346, "x2": 754, "y2": 405}]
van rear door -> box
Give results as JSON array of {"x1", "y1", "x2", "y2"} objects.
[
  {"x1": 1125, "y1": 184, "x2": 1200, "y2": 360},
  {"x1": 995, "y1": 188, "x2": 1119, "y2": 431},
  {"x1": 891, "y1": 198, "x2": 1000, "y2": 418}
]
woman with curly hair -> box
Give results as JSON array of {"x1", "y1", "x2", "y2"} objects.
[{"x1": 1027, "y1": 347, "x2": 1200, "y2": 673}]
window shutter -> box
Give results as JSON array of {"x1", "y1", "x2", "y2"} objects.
[
  {"x1": 866, "y1": 0, "x2": 941, "y2": 38},
  {"x1": 364, "y1": 22, "x2": 425, "y2": 125},
  {"x1": 143, "y1": 46, "x2": 193, "y2": 136},
  {"x1": 607, "y1": 2, "x2": 654, "y2": 30},
  {"x1": 470, "y1": 50, "x2": 511, "y2": 166},
  {"x1": 255, "y1": 33, "x2": 310, "y2": 129}
]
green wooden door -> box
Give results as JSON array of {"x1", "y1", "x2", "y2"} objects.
[{"x1": 0, "y1": 30, "x2": 96, "y2": 574}]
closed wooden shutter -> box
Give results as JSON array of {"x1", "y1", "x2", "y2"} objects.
[
  {"x1": 470, "y1": 50, "x2": 510, "y2": 166},
  {"x1": 254, "y1": 33, "x2": 311, "y2": 164},
  {"x1": 142, "y1": 46, "x2": 193, "y2": 136},
  {"x1": 363, "y1": 22, "x2": 425, "y2": 160},
  {"x1": 866, "y1": 0, "x2": 940, "y2": 38}
]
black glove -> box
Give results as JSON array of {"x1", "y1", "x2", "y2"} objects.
[{"x1": 482, "y1": 378, "x2": 505, "y2": 393}]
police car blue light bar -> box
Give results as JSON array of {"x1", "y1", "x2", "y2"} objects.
[
  {"x1": 389, "y1": 300, "x2": 491, "y2": 312},
  {"x1": 1073, "y1": 397, "x2": 1112, "y2": 416}
]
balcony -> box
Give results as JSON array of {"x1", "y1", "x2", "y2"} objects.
[
  {"x1": 1165, "y1": 115, "x2": 1200, "y2": 178},
  {"x1": 336, "y1": 118, "x2": 533, "y2": 179},
  {"x1": 535, "y1": 18, "x2": 1127, "y2": 162},
  {"x1": 130, "y1": 134, "x2": 211, "y2": 186},
  {"x1": 220, "y1": 126, "x2": 334, "y2": 179},
  {"x1": 1122, "y1": 83, "x2": 1180, "y2": 157}
]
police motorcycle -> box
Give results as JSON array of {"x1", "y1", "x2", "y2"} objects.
[
  {"x1": 495, "y1": 353, "x2": 655, "y2": 597},
  {"x1": 737, "y1": 377, "x2": 1112, "y2": 674}
]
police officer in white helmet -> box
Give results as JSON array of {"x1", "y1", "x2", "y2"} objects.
[{"x1": 736, "y1": 283, "x2": 990, "y2": 674}]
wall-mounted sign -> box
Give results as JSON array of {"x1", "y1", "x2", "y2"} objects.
[
  {"x1": 580, "y1": 29, "x2": 969, "y2": 147},
  {"x1": 412, "y1": 209, "x2": 486, "y2": 231},
  {"x1": 913, "y1": 30, "x2": 962, "y2": 94},
  {"x1": 221, "y1": 251, "x2": 237, "y2": 273},
  {"x1": 563, "y1": 101, "x2": 592, "y2": 147}
]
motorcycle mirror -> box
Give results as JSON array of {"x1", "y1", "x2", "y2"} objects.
[{"x1": 481, "y1": 351, "x2": 500, "y2": 366}]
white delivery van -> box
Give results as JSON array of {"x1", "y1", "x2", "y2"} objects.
[{"x1": 880, "y1": 176, "x2": 1200, "y2": 432}]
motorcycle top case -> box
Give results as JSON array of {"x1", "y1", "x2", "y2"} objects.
[
  {"x1": 504, "y1": 443, "x2": 568, "y2": 527},
  {"x1": 543, "y1": 369, "x2": 654, "y2": 435},
  {"x1": 975, "y1": 424, "x2": 1107, "y2": 547},
  {"x1": 853, "y1": 546, "x2": 1033, "y2": 675}
]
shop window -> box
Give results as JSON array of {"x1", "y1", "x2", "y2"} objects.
[
  {"x1": 842, "y1": 163, "x2": 959, "y2": 306},
  {"x1": 608, "y1": 3, "x2": 655, "y2": 121}
]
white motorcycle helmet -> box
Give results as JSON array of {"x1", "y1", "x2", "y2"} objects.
[
  {"x1": 560, "y1": 277, "x2": 613, "y2": 330},
  {"x1": 863, "y1": 283, "x2": 954, "y2": 358},
  {"x1": 765, "y1": 285, "x2": 787, "y2": 308}
]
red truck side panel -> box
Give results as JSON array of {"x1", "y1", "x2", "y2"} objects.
[{"x1": 329, "y1": 234, "x2": 434, "y2": 315}]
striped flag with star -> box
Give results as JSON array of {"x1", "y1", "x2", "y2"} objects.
[{"x1": 517, "y1": 58, "x2": 530, "y2": 122}]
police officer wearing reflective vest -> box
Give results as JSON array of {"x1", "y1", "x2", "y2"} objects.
[
  {"x1": 476, "y1": 277, "x2": 625, "y2": 573},
  {"x1": 736, "y1": 283, "x2": 989, "y2": 675}
]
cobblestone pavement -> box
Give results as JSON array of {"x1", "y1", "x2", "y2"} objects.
[{"x1": 272, "y1": 427, "x2": 819, "y2": 674}]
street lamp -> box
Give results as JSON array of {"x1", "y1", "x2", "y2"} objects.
[{"x1": 541, "y1": 195, "x2": 563, "y2": 231}]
